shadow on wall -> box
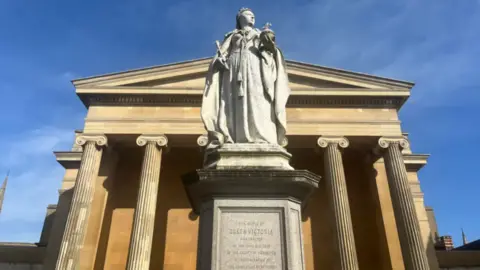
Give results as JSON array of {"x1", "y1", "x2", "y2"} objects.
[
  {"x1": 291, "y1": 148, "x2": 390, "y2": 270},
  {"x1": 289, "y1": 147, "x2": 334, "y2": 270},
  {"x1": 149, "y1": 147, "x2": 202, "y2": 269},
  {"x1": 93, "y1": 147, "x2": 203, "y2": 270},
  {"x1": 93, "y1": 147, "x2": 139, "y2": 270}
]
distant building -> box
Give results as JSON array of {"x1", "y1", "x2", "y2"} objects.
[{"x1": 426, "y1": 207, "x2": 480, "y2": 269}]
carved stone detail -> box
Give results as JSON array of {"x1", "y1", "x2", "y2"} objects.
[
  {"x1": 136, "y1": 134, "x2": 168, "y2": 147},
  {"x1": 317, "y1": 136, "x2": 349, "y2": 149},
  {"x1": 74, "y1": 134, "x2": 108, "y2": 148},
  {"x1": 280, "y1": 136, "x2": 289, "y2": 147},
  {"x1": 197, "y1": 134, "x2": 209, "y2": 148},
  {"x1": 378, "y1": 136, "x2": 409, "y2": 150},
  {"x1": 84, "y1": 94, "x2": 404, "y2": 109}
]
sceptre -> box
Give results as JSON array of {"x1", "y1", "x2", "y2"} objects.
[{"x1": 215, "y1": 40, "x2": 229, "y2": 70}]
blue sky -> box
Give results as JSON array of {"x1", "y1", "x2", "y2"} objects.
[{"x1": 0, "y1": 0, "x2": 479, "y2": 246}]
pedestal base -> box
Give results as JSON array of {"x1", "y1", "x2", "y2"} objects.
[
  {"x1": 199, "y1": 199, "x2": 305, "y2": 270},
  {"x1": 205, "y1": 143, "x2": 293, "y2": 170},
  {"x1": 182, "y1": 169, "x2": 320, "y2": 270}
]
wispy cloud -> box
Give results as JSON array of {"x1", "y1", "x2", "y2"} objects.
[
  {"x1": 1, "y1": 127, "x2": 73, "y2": 167},
  {"x1": 0, "y1": 127, "x2": 74, "y2": 242}
]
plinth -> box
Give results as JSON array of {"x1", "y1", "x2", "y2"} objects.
[{"x1": 182, "y1": 144, "x2": 320, "y2": 270}]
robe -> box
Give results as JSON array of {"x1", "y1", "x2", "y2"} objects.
[{"x1": 201, "y1": 28, "x2": 291, "y2": 152}]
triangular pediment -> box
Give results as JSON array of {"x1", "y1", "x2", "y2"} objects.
[{"x1": 72, "y1": 57, "x2": 413, "y2": 91}]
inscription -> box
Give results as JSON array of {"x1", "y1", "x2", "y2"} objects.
[{"x1": 221, "y1": 212, "x2": 283, "y2": 270}]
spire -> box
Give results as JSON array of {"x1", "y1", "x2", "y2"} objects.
[
  {"x1": 462, "y1": 228, "x2": 468, "y2": 245},
  {"x1": 0, "y1": 171, "x2": 9, "y2": 215}
]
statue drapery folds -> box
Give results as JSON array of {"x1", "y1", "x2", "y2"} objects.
[{"x1": 201, "y1": 8, "x2": 291, "y2": 150}]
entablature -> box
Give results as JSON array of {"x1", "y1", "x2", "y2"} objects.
[{"x1": 76, "y1": 87, "x2": 408, "y2": 109}]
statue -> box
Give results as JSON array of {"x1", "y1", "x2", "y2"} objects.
[{"x1": 201, "y1": 8, "x2": 291, "y2": 151}]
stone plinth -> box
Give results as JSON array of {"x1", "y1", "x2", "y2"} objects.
[
  {"x1": 182, "y1": 169, "x2": 320, "y2": 270},
  {"x1": 203, "y1": 143, "x2": 293, "y2": 170}
]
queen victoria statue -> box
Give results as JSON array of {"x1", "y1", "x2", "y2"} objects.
[{"x1": 201, "y1": 8, "x2": 291, "y2": 151}]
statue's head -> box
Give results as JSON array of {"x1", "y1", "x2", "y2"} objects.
[{"x1": 236, "y1": 8, "x2": 255, "y2": 29}]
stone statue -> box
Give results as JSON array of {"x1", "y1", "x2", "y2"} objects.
[{"x1": 201, "y1": 8, "x2": 291, "y2": 151}]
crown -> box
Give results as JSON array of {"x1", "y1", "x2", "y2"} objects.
[{"x1": 237, "y1": 7, "x2": 252, "y2": 17}]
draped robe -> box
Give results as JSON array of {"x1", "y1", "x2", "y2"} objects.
[{"x1": 201, "y1": 28, "x2": 291, "y2": 151}]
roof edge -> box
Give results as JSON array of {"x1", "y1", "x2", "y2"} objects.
[
  {"x1": 72, "y1": 57, "x2": 415, "y2": 89},
  {"x1": 287, "y1": 59, "x2": 415, "y2": 88},
  {"x1": 72, "y1": 57, "x2": 213, "y2": 87}
]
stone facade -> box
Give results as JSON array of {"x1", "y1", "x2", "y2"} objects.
[{"x1": 0, "y1": 58, "x2": 452, "y2": 269}]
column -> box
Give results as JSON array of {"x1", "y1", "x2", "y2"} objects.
[
  {"x1": 317, "y1": 137, "x2": 359, "y2": 270},
  {"x1": 126, "y1": 134, "x2": 168, "y2": 270},
  {"x1": 55, "y1": 134, "x2": 107, "y2": 270},
  {"x1": 376, "y1": 137, "x2": 429, "y2": 269}
]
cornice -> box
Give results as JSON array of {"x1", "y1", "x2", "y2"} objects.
[
  {"x1": 403, "y1": 153, "x2": 430, "y2": 172},
  {"x1": 286, "y1": 61, "x2": 414, "y2": 89},
  {"x1": 72, "y1": 57, "x2": 212, "y2": 87},
  {"x1": 54, "y1": 151, "x2": 83, "y2": 168}
]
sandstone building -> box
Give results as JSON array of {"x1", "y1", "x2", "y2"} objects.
[{"x1": 0, "y1": 58, "x2": 476, "y2": 269}]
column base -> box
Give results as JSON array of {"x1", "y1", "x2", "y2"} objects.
[{"x1": 182, "y1": 169, "x2": 320, "y2": 270}]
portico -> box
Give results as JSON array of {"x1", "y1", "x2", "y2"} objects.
[{"x1": 44, "y1": 58, "x2": 439, "y2": 269}]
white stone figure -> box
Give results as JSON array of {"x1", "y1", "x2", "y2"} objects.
[{"x1": 201, "y1": 8, "x2": 291, "y2": 151}]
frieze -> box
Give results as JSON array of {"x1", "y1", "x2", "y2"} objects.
[{"x1": 81, "y1": 94, "x2": 404, "y2": 109}]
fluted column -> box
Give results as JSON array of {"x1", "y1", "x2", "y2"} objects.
[
  {"x1": 317, "y1": 137, "x2": 359, "y2": 270},
  {"x1": 377, "y1": 137, "x2": 429, "y2": 269},
  {"x1": 126, "y1": 134, "x2": 168, "y2": 270},
  {"x1": 55, "y1": 135, "x2": 107, "y2": 270}
]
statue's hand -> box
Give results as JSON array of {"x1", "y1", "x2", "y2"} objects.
[
  {"x1": 260, "y1": 29, "x2": 276, "y2": 55},
  {"x1": 215, "y1": 56, "x2": 229, "y2": 71}
]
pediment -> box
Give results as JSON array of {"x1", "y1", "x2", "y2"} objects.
[
  {"x1": 73, "y1": 57, "x2": 413, "y2": 109},
  {"x1": 112, "y1": 72, "x2": 359, "y2": 89},
  {"x1": 73, "y1": 57, "x2": 413, "y2": 90}
]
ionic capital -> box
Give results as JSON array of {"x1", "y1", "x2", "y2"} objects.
[
  {"x1": 317, "y1": 136, "x2": 349, "y2": 149},
  {"x1": 75, "y1": 134, "x2": 108, "y2": 148},
  {"x1": 197, "y1": 134, "x2": 208, "y2": 148},
  {"x1": 378, "y1": 136, "x2": 409, "y2": 150},
  {"x1": 136, "y1": 134, "x2": 168, "y2": 147},
  {"x1": 280, "y1": 137, "x2": 289, "y2": 147},
  {"x1": 373, "y1": 136, "x2": 409, "y2": 157}
]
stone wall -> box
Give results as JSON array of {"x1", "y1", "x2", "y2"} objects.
[
  {"x1": 437, "y1": 251, "x2": 480, "y2": 270},
  {"x1": 440, "y1": 266, "x2": 480, "y2": 270},
  {"x1": 83, "y1": 106, "x2": 402, "y2": 137},
  {"x1": 0, "y1": 243, "x2": 44, "y2": 270}
]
